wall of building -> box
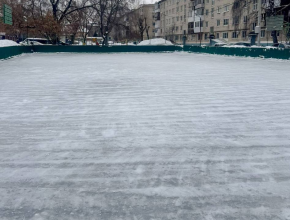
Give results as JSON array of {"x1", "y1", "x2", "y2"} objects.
[{"x1": 155, "y1": 0, "x2": 288, "y2": 45}]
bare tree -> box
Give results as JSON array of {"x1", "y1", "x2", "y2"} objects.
[
  {"x1": 92, "y1": 0, "x2": 129, "y2": 46},
  {"x1": 78, "y1": 7, "x2": 98, "y2": 44}
]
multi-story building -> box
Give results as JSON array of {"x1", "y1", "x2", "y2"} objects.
[
  {"x1": 155, "y1": 0, "x2": 287, "y2": 45},
  {"x1": 158, "y1": 0, "x2": 190, "y2": 43},
  {"x1": 154, "y1": 1, "x2": 162, "y2": 38},
  {"x1": 112, "y1": 4, "x2": 155, "y2": 42}
]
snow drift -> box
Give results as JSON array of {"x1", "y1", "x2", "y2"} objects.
[
  {"x1": 0, "y1": 39, "x2": 19, "y2": 47},
  {"x1": 138, "y1": 38, "x2": 173, "y2": 46}
]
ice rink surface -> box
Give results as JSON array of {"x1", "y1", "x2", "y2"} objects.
[{"x1": 0, "y1": 53, "x2": 290, "y2": 219}]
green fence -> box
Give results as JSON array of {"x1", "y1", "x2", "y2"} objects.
[
  {"x1": 31, "y1": 45, "x2": 182, "y2": 53},
  {"x1": 184, "y1": 46, "x2": 290, "y2": 60},
  {"x1": 1, "y1": 45, "x2": 290, "y2": 60},
  {"x1": 0, "y1": 46, "x2": 32, "y2": 60}
]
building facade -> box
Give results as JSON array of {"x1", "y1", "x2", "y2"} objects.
[
  {"x1": 157, "y1": 0, "x2": 190, "y2": 43},
  {"x1": 154, "y1": 0, "x2": 287, "y2": 45},
  {"x1": 112, "y1": 4, "x2": 155, "y2": 42}
]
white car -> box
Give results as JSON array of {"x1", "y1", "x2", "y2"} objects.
[{"x1": 19, "y1": 38, "x2": 51, "y2": 46}]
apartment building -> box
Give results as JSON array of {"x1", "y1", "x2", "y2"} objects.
[
  {"x1": 112, "y1": 4, "x2": 155, "y2": 42},
  {"x1": 155, "y1": 0, "x2": 287, "y2": 45},
  {"x1": 203, "y1": 0, "x2": 264, "y2": 44},
  {"x1": 155, "y1": 0, "x2": 190, "y2": 43}
]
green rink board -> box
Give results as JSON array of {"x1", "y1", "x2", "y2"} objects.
[
  {"x1": 1, "y1": 45, "x2": 290, "y2": 60},
  {"x1": 30, "y1": 45, "x2": 182, "y2": 53},
  {"x1": 184, "y1": 46, "x2": 290, "y2": 60},
  {"x1": 0, "y1": 46, "x2": 32, "y2": 60}
]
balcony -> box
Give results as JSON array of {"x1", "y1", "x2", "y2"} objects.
[
  {"x1": 188, "y1": 28, "x2": 194, "y2": 34},
  {"x1": 155, "y1": 12, "x2": 160, "y2": 21},
  {"x1": 155, "y1": 8, "x2": 160, "y2": 13},
  {"x1": 155, "y1": 20, "x2": 161, "y2": 29},
  {"x1": 154, "y1": 28, "x2": 162, "y2": 37},
  {"x1": 194, "y1": 3, "x2": 205, "y2": 9},
  {"x1": 194, "y1": 27, "x2": 203, "y2": 33},
  {"x1": 188, "y1": 16, "x2": 194, "y2": 23}
]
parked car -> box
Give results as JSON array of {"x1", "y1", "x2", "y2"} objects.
[
  {"x1": 272, "y1": 43, "x2": 290, "y2": 49},
  {"x1": 214, "y1": 43, "x2": 227, "y2": 47},
  {"x1": 20, "y1": 38, "x2": 69, "y2": 46},
  {"x1": 19, "y1": 38, "x2": 51, "y2": 45},
  {"x1": 233, "y1": 42, "x2": 251, "y2": 47}
]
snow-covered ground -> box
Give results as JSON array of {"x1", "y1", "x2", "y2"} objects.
[
  {"x1": 0, "y1": 39, "x2": 19, "y2": 47},
  {"x1": 0, "y1": 53, "x2": 290, "y2": 220}
]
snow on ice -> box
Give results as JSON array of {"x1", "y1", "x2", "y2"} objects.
[{"x1": 0, "y1": 53, "x2": 290, "y2": 219}]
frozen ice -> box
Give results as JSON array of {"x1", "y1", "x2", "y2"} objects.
[{"x1": 0, "y1": 53, "x2": 290, "y2": 219}]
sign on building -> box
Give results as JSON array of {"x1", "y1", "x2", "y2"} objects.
[
  {"x1": 2, "y1": 4, "x2": 13, "y2": 25},
  {"x1": 266, "y1": 15, "x2": 284, "y2": 31}
]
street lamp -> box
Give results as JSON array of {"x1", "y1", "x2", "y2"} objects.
[
  {"x1": 192, "y1": 6, "x2": 202, "y2": 46},
  {"x1": 257, "y1": 0, "x2": 262, "y2": 46},
  {"x1": 23, "y1": 16, "x2": 28, "y2": 45},
  {"x1": 161, "y1": 12, "x2": 168, "y2": 44}
]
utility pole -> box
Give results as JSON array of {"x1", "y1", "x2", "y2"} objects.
[
  {"x1": 257, "y1": 0, "x2": 262, "y2": 46},
  {"x1": 267, "y1": 0, "x2": 278, "y2": 44},
  {"x1": 200, "y1": 16, "x2": 201, "y2": 46}
]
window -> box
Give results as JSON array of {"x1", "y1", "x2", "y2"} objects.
[
  {"x1": 223, "y1": 32, "x2": 228, "y2": 39},
  {"x1": 224, "y1": 5, "x2": 229, "y2": 12},
  {"x1": 242, "y1": 30, "x2": 247, "y2": 38},
  {"x1": 180, "y1": 16, "x2": 182, "y2": 21},
  {"x1": 252, "y1": 22, "x2": 257, "y2": 31},
  {"x1": 243, "y1": 16, "x2": 247, "y2": 23},
  {"x1": 195, "y1": 21, "x2": 199, "y2": 27},
  {"x1": 253, "y1": 0, "x2": 258, "y2": 11},
  {"x1": 211, "y1": 8, "x2": 214, "y2": 18},
  {"x1": 206, "y1": 9, "x2": 209, "y2": 16},
  {"x1": 217, "y1": 6, "x2": 220, "y2": 13},
  {"x1": 176, "y1": 26, "x2": 178, "y2": 31},
  {"x1": 261, "y1": 30, "x2": 265, "y2": 38},
  {"x1": 233, "y1": 16, "x2": 239, "y2": 25},
  {"x1": 216, "y1": 33, "x2": 219, "y2": 38},
  {"x1": 232, "y1": 32, "x2": 238, "y2": 38},
  {"x1": 224, "y1": 19, "x2": 229, "y2": 25},
  {"x1": 211, "y1": 0, "x2": 215, "y2": 5},
  {"x1": 177, "y1": 16, "x2": 179, "y2": 21},
  {"x1": 206, "y1": 21, "x2": 208, "y2": 27},
  {"x1": 205, "y1": 33, "x2": 208, "y2": 40},
  {"x1": 217, "y1": 19, "x2": 220, "y2": 26},
  {"x1": 198, "y1": 33, "x2": 202, "y2": 40}
]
